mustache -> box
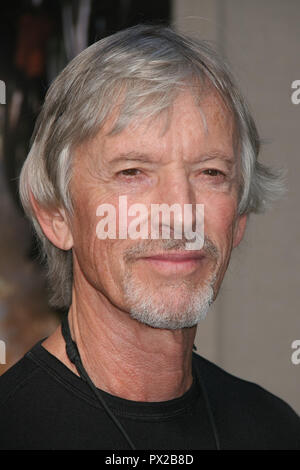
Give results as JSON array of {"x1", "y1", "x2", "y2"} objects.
[{"x1": 123, "y1": 236, "x2": 219, "y2": 262}]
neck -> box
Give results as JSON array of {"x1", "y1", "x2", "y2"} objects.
[
  {"x1": 69, "y1": 290, "x2": 196, "y2": 402},
  {"x1": 44, "y1": 282, "x2": 196, "y2": 402}
]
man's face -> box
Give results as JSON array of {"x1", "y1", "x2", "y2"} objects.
[{"x1": 68, "y1": 88, "x2": 245, "y2": 329}]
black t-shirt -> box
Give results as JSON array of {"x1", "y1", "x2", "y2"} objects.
[{"x1": 0, "y1": 340, "x2": 299, "y2": 450}]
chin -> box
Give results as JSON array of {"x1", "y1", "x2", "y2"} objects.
[
  {"x1": 129, "y1": 300, "x2": 212, "y2": 330},
  {"x1": 122, "y1": 273, "x2": 216, "y2": 330}
]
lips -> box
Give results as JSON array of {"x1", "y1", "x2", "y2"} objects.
[
  {"x1": 138, "y1": 251, "x2": 206, "y2": 275},
  {"x1": 141, "y1": 251, "x2": 205, "y2": 261}
]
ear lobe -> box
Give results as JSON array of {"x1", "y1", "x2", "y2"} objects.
[
  {"x1": 29, "y1": 191, "x2": 73, "y2": 251},
  {"x1": 233, "y1": 213, "x2": 247, "y2": 248}
]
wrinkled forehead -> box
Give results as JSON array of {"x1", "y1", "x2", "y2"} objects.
[
  {"x1": 105, "y1": 81, "x2": 237, "y2": 136},
  {"x1": 68, "y1": 94, "x2": 240, "y2": 246},
  {"x1": 75, "y1": 85, "x2": 238, "y2": 166},
  {"x1": 66, "y1": 84, "x2": 243, "y2": 216}
]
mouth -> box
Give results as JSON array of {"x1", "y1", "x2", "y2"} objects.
[{"x1": 138, "y1": 251, "x2": 206, "y2": 275}]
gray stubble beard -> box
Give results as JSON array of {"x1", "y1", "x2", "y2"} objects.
[{"x1": 122, "y1": 264, "x2": 218, "y2": 330}]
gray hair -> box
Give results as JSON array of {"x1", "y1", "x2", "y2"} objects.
[{"x1": 19, "y1": 24, "x2": 285, "y2": 309}]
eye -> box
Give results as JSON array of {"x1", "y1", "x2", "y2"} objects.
[
  {"x1": 118, "y1": 168, "x2": 141, "y2": 177},
  {"x1": 202, "y1": 169, "x2": 225, "y2": 177}
]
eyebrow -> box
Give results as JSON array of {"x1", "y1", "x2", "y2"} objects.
[
  {"x1": 107, "y1": 151, "x2": 236, "y2": 167},
  {"x1": 191, "y1": 153, "x2": 236, "y2": 168},
  {"x1": 107, "y1": 152, "x2": 160, "y2": 165}
]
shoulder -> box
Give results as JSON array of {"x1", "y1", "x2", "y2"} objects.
[
  {"x1": 0, "y1": 341, "x2": 75, "y2": 449},
  {"x1": 0, "y1": 346, "x2": 44, "y2": 410},
  {"x1": 193, "y1": 351, "x2": 300, "y2": 418},
  {"x1": 0, "y1": 353, "x2": 41, "y2": 407},
  {"x1": 0, "y1": 338, "x2": 75, "y2": 411},
  {"x1": 193, "y1": 352, "x2": 300, "y2": 449}
]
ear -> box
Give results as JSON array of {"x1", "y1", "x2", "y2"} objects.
[
  {"x1": 233, "y1": 213, "x2": 247, "y2": 248},
  {"x1": 29, "y1": 191, "x2": 73, "y2": 250}
]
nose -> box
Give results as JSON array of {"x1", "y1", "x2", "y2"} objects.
[
  {"x1": 159, "y1": 167, "x2": 195, "y2": 207},
  {"x1": 151, "y1": 167, "x2": 200, "y2": 242}
]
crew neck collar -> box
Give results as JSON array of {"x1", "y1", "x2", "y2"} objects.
[{"x1": 26, "y1": 339, "x2": 201, "y2": 419}]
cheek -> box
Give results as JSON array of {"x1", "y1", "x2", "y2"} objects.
[
  {"x1": 72, "y1": 188, "x2": 122, "y2": 244},
  {"x1": 70, "y1": 194, "x2": 130, "y2": 289},
  {"x1": 72, "y1": 218, "x2": 125, "y2": 297},
  {"x1": 69, "y1": 193, "x2": 110, "y2": 282},
  {"x1": 204, "y1": 194, "x2": 237, "y2": 248},
  {"x1": 72, "y1": 203, "x2": 98, "y2": 253}
]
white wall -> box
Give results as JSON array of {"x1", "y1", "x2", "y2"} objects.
[{"x1": 172, "y1": 0, "x2": 300, "y2": 414}]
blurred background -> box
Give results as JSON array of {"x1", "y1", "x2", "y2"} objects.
[{"x1": 0, "y1": 0, "x2": 299, "y2": 415}]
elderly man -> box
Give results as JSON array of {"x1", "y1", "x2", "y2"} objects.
[{"x1": 0, "y1": 24, "x2": 299, "y2": 450}]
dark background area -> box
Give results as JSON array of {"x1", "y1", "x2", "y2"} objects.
[{"x1": 1, "y1": 0, "x2": 171, "y2": 210}]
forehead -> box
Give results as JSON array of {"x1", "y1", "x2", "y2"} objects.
[{"x1": 78, "y1": 88, "x2": 236, "y2": 164}]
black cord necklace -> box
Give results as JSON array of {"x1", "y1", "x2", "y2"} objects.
[{"x1": 61, "y1": 314, "x2": 220, "y2": 450}]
